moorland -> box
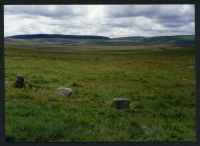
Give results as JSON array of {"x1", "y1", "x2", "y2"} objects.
[{"x1": 4, "y1": 34, "x2": 196, "y2": 142}]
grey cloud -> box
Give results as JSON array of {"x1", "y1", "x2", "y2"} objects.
[
  {"x1": 104, "y1": 5, "x2": 194, "y2": 27},
  {"x1": 104, "y1": 5, "x2": 152, "y2": 18},
  {"x1": 102, "y1": 17, "x2": 154, "y2": 32},
  {"x1": 157, "y1": 19, "x2": 191, "y2": 28},
  {"x1": 4, "y1": 5, "x2": 195, "y2": 37},
  {"x1": 105, "y1": 5, "x2": 194, "y2": 18},
  {"x1": 103, "y1": 5, "x2": 194, "y2": 36},
  {"x1": 4, "y1": 5, "x2": 86, "y2": 18},
  {"x1": 160, "y1": 22, "x2": 186, "y2": 28}
]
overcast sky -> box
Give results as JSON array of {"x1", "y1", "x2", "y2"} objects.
[{"x1": 4, "y1": 5, "x2": 195, "y2": 38}]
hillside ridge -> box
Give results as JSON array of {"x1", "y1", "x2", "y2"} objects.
[{"x1": 6, "y1": 34, "x2": 111, "y2": 40}]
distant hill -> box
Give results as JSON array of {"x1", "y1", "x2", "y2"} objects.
[
  {"x1": 6, "y1": 34, "x2": 110, "y2": 40},
  {"x1": 5, "y1": 34, "x2": 195, "y2": 48},
  {"x1": 113, "y1": 35, "x2": 195, "y2": 47}
]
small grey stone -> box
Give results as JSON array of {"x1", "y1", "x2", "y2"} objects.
[
  {"x1": 13, "y1": 74, "x2": 25, "y2": 88},
  {"x1": 57, "y1": 87, "x2": 72, "y2": 97},
  {"x1": 112, "y1": 98, "x2": 131, "y2": 109}
]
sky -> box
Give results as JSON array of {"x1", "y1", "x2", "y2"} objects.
[{"x1": 4, "y1": 5, "x2": 195, "y2": 38}]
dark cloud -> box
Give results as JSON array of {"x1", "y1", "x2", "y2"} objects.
[
  {"x1": 104, "y1": 5, "x2": 155, "y2": 18},
  {"x1": 160, "y1": 21, "x2": 186, "y2": 28},
  {"x1": 4, "y1": 5, "x2": 86, "y2": 18},
  {"x1": 105, "y1": 5, "x2": 194, "y2": 19},
  {"x1": 104, "y1": 5, "x2": 194, "y2": 28}
]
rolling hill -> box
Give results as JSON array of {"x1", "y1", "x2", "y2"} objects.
[
  {"x1": 5, "y1": 34, "x2": 195, "y2": 48},
  {"x1": 113, "y1": 35, "x2": 195, "y2": 47},
  {"x1": 7, "y1": 34, "x2": 110, "y2": 40}
]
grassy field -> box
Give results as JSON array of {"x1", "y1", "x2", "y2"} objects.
[{"x1": 4, "y1": 44, "x2": 196, "y2": 142}]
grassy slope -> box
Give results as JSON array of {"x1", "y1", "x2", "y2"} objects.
[
  {"x1": 5, "y1": 44, "x2": 196, "y2": 142},
  {"x1": 113, "y1": 35, "x2": 195, "y2": 47}
]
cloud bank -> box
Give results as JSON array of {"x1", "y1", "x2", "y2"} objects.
[{"x1": 4, "y1": 5, "x2": 195, "y2": 38}]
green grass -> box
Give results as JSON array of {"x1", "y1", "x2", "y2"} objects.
[{"x1": 5, "y1": 44, "x2": 196, "y2": 142}]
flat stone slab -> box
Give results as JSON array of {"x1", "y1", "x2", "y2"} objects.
[
  {"x1": 57, "y1": 87, "x2": 72, "y2": 97},
  {"x1": 112, "y1": 98, "x2": 131, "y2": 109}
]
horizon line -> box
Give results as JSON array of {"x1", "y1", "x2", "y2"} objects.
[{"x1": 4, "y1": 33, "x2": 195, "y2": 39}]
